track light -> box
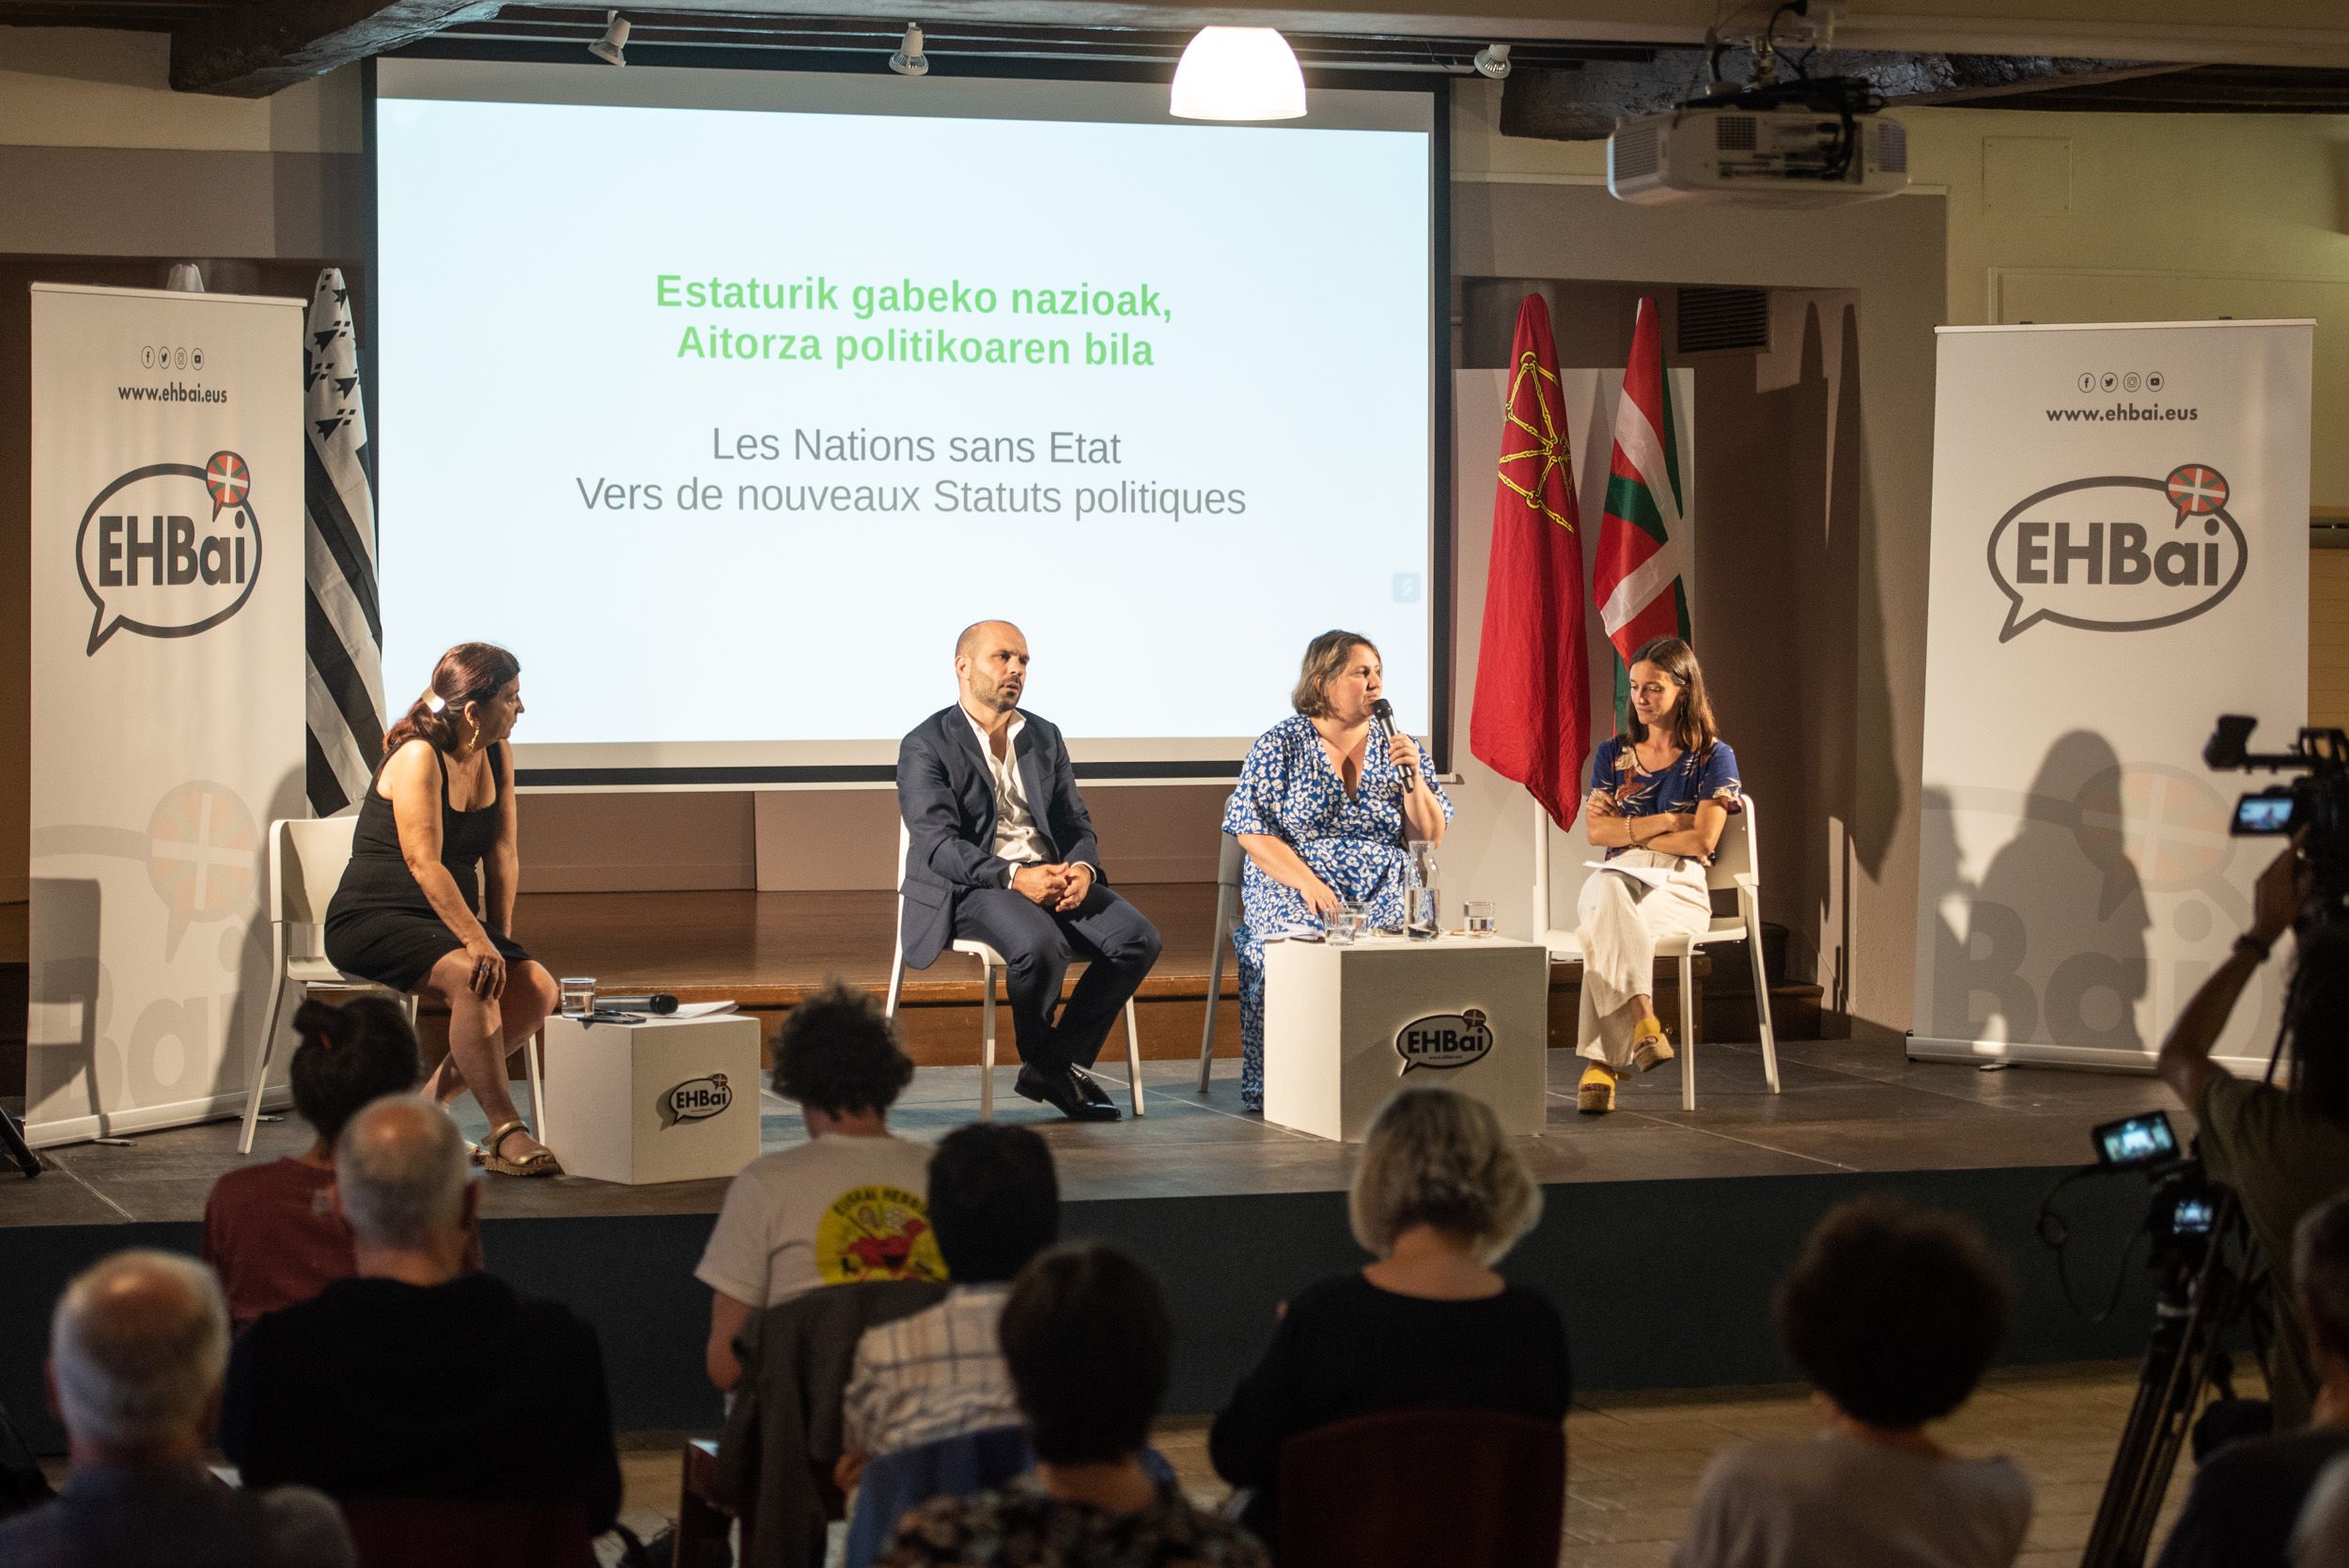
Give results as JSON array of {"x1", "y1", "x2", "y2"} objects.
[
  {"x1": 1170, "y1": 26, "x2": 1306, "y2": 121},
  {"x1": 589, "y1": 10, "x2": 629, "y2": 67},
  {"x1": 1472, "y1": 43, "x2": 1512, "y2": 80},
  {"x1": 889, "y1": 23, "x2": 928, "y2": 77}
]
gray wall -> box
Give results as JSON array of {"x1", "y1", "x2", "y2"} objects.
[{"x1": 1452, "y1": 183, "x2": 1946, "y2": 1039}]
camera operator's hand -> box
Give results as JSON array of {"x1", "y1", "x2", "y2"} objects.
[{"x1": 2252, "y1": 845, "x2": 2312, "y2": 945}]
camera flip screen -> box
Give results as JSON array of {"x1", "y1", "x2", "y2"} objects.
[
  {"x1": 2092, "y1": 1110, "x2": 2179, "y2": 1170},
  {"x1": 2232, "y1": 793, "x2": 2296, "y2": 835}
]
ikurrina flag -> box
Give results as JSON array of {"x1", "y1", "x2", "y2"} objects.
[
  {"x1": 303, "y1": 268, "x2": 386, "y2": 815},
  {"x1": 1594, "y1": 296, "x2": 1692, "y2": 728},
  {"x1": 1470, "y1": 294, "x2": 1592, "y2": 831}
]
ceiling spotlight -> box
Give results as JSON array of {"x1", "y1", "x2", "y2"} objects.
[
  {"x1": 889, "y1": 23, "x2": 928, "y2": 77},
  {"x1": 589, "y1": 10, "x2": 629, "y2": 66},
  {"x1": 1171, "y1": 26, "x2": 1306, "y2": 121},
  {"x1": 1472, "y1": 43, "x2": 1512, "y2": 80}
]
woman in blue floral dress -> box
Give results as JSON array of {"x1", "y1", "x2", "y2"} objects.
[{"x1": 1221, "y1": 631, "x2": 1453, "y2": 1110}]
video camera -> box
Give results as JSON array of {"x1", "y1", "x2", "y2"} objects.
[
  {"x1": 2209, "y1": 715, "x2": 2349, "y2": 916},
  {"x1": 2090, "y1": 1110, "x2": 2217, "y2": 1255}
]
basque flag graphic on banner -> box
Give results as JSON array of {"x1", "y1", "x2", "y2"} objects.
[
  {"x1": 1594, "y1": 297, "x2": 1692, "y2": 728},
  {"x1": 1470, "y1": 294, "x2": 1592, "y2": 831}
]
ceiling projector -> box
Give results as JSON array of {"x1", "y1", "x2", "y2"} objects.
[{"x1": 1607, "y1": 82, "x2": 1907, "y2": 208}]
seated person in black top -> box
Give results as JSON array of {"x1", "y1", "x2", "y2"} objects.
[
  {"x1": 2155, "y1": 1190, "x2": 2349, "y2": 1568},
  {"x1": 1209, "y1": 1087, "x2": 1569, "y2": 1544},
  {"x1": 222, "y1": 1096, "x2": 620, "y2": 1534},
  {"x1": 0, "y1": 1250, "x2": 351, "y2": 1568},
  {"x1": 324, "y1": 643, "x2": 560, "y2": 1175}
]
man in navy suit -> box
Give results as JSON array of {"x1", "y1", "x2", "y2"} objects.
[{"x1": 896, "y1": 621, "x2": 1162, "y2": 1122}]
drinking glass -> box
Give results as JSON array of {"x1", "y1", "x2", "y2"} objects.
[
  {"x1": 559, "y1": 976, "x2": 598, "y2": 1016},
  {"x1": 1464, "y1": 901, "x2": 1497, "y2": 936},
  {"x1": 1328, "y1": 903, "x2": 1368, "y2": 945}
]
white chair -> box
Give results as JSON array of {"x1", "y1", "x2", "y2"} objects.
[
  {"x1": 1550, "y1": 793, "x2": 1781, "y2": 1112},
  {"x1": 1196, "y1": 834, "x2": 1245, "y2": 1091},
  {"x1": 239, "y1": 815, "x2": 547, "y2": 1155},
  {"x1": 882, "y1": 821, "x2": 1144, "y2": 1120}
]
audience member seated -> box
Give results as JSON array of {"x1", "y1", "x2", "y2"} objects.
[
  {"x1": 1208, "y1": 1086, "x2": 1567, "y2": 1545},
  {"x1": 702, "y1": 980, "x2": 947, "y2": 1393},
  {"x1": 204, "y1": 997, "x2": 482, "y2": 1333},
  {"x1": 2156, "y1": 1191, "x2": 2349, "y2": 1568},
  {"x1": 0, "y1": 1250, "x2": 353, "y2": 1568},
  {"x1": 2159, "y1": 848, "x2": 2349, "y2": 1430},
  {"x1": 1673, "y1": 1197, "x2": 2030, "y2": 1568},
  {"x1": 840, "y1": 1123, "x2": 1061, "y2": 1486},
  {"x1": 883, "y1": 1245, "x2": 1268, "y2": 1567},
  {"x1": 221, "y1": 1096, "x2": 620, "y2": 1536}
]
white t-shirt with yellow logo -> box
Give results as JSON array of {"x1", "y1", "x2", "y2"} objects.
[{"x1": 695, "y1": 1133, "x2": 945, "y2": 1310}]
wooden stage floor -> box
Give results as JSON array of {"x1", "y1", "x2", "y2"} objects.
[{"x1": 6, "y1": 1037, "x2": 2191, "y2": 1232}]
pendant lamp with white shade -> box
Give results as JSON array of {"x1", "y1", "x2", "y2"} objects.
[{"x1": 1170, "y1": 26, "x2": 1307, "y2": 120}]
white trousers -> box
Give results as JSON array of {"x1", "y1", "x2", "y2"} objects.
[{"x1": 1575, "y1": 851, "x2": 1712, "y2": 1070}]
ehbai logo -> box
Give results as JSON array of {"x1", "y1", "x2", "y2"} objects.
[
  {"x1": 661, "y1": 1072, "x2": 733, "y2": 1126},
  {"x1": 1395, "y1": 1008, "x2": 1495, "y2": 1076},
  {"x1": 76, "y1": 449, "x2": 263, "y2": 655},
  {"x1": 1988, "y1": 463, "x2": 2244, "y2": 644}
]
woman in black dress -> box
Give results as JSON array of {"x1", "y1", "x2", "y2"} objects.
[{"x1": 325, "y1": 643, "x2": 561, "y2": 1175}]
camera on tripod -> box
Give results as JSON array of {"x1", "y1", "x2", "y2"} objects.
[
  {"x1": 2091, "y1": 1110, "x2": 2216, "y2": 1254},
  {"x1": 2208, "y1": 715, "x2": 2349, "y2": 912}
]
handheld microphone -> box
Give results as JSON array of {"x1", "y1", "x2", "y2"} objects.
[
  {"x1": 1371, "y1": 699, "x2": 1416, "y2": 791},
  {"x1": 597, "y1": 993, "x2": 678, "y2": 1016}
]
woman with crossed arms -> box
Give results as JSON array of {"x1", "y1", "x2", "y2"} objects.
[{"x1": 1574, "y1": 635, "x2": 1742, "y2": 1116}]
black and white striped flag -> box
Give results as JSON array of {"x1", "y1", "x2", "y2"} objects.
[{"x1": 303, "y1": 268, "x2": 386, "y2": 815}]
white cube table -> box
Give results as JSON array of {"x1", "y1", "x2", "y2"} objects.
[
  {"x1": 1264, "y1": 935, "x2": 1549, "y2": 1142},
  {"x1": 541, "y1": 1012, "x2": 763, "y2": 1186}
]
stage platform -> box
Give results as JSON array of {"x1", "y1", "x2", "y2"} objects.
[{"x1": 4, "y1": 1034, "x2": 2188, "y2": 1452}]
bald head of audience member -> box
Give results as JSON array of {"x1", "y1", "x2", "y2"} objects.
[
  {"x1": 47, "y1": 1250, "x2": 229, "y2": 1467},
  {"x1": 333, "y1": 1095, "x2": 478, "y2": 1284}
]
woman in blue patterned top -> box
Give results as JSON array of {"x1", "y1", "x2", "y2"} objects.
[
  {"x1": 1575, "y1": 636, "x2": 1741, "y2": 1114},
  {"x1": 1221, "y1": 631, "x2": 1454, "y2": 1111}
]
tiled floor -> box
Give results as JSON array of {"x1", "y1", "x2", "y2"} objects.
[{"x1": 615, "y1": 1360, "x2": 2199, "y2": 1568}]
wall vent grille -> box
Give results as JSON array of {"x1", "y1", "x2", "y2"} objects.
[{"x1": 1676, "y1": 287, "x2": 1770, "y2": 355}]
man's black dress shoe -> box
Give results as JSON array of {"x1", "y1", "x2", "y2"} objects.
[
  {"x1": 1068, "y1": 1065, "x2": 1117, "y2": 1110},
  {"x1": 1015, "y1": 1063, "x2": 1119, "y2": 1121}
]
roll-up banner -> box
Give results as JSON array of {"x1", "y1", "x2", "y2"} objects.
[
  {"x1": 1912, "y1": 320, "x2": 2312, "y2": 1072},
  {"x1": 26, "y1": 285, "x2": 305, "y2": 1146}
]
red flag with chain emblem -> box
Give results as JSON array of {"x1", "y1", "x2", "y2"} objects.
[{"x1": 1471, "y1": 294, "x2": 1592, "y2": 831}]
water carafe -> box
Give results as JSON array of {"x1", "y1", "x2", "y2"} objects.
[{"x1": 1406, "y1": 840, "x2": 1440, "y2": 938}]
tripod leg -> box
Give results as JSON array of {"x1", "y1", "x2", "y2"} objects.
[{"x1": 1, "y1": 1103, "x2": 38, "y2": 1178}]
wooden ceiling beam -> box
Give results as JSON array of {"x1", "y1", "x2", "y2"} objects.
[{"x1": 169, "y1": 0, "x2": 505, "y2": 96}]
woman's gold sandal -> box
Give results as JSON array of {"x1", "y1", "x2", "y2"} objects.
[
  {"x1": 1629, "y1": 1019, "x2": 1676, "y2": 1074},
  {"x1": 1577, "y1": 1062, "x2": 1618, "y2": 1114},
  {"x1": 477, "y1": 1118, "x2": 560, "y2": 1177}
]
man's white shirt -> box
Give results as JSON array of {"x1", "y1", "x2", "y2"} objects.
[{"x1": 963, "y1": 710, "x2": 1048, "y2": 871}]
